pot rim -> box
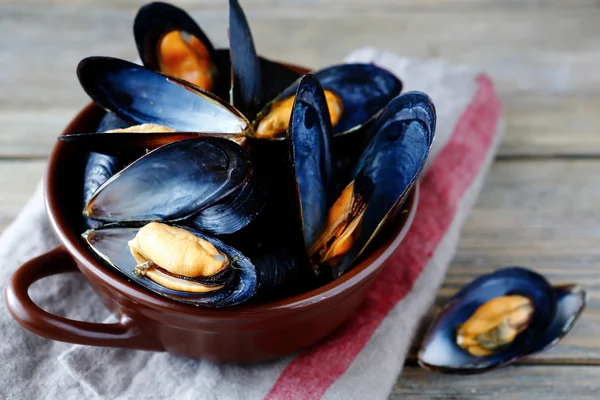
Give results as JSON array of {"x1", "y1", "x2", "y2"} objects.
[{"x1": 45, "y1": 98, "x2": 418, "y2": 320}]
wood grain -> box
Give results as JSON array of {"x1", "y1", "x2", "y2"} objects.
[
  {"x1": 4, "y1": 5, "x2": 600, "y2": 100},
  {"x1": 500, "y1": 95, "x2": 600, "y2": 157},
  {"x1": 393, "y1": 366, "x2": 600, "y2": 399},
  {"x1": 405, "y1": 159, "x2": 600, "y2": 363},
  {"x1": 2, "y1": 0, "x2": 599, "y2": 10},
  {"x1": 4, "y1": 0, "x2": 600, "y2": 398},
  {"x1": 3, "y1": 3, "x2": 600, "y2": 157}
]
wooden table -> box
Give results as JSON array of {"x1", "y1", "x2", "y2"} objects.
[{"x1": 3, "y1": 1, "x2": 600, "y2": 398}]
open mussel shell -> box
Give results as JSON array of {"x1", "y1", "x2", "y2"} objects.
[
  {"x1": 82, "y1": 226, "x2": 257, "y2": 307},
  {"x1": 134, "y1": 2, "x2": 220, "y2": 94},
  {"x1": 77, "y1": 56, "x2": 251, "y2": 134},
  {"x1": 254, "y1": 63, "x2": 402, "y2": 138},
  {"x1": 321, "y1": 91, "x2": 436, "y2": 277},
  {"x1": 288, "y1": 74, "x2": 335, "y2": 249},
  {"x1": 418, "y1": 267, "x2": 586, "y2": 374},
  {"x1": 85, "y1": 137, "x2": 252, "y2": 225}
]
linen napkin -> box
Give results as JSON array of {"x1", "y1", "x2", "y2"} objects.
[{"x1": 0, "y1": 48, "x2": 504, "y2": 400}]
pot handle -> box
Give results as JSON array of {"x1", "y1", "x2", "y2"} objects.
[{"x1": 4, "y1": 246, "x2": 163, "y2": 351}]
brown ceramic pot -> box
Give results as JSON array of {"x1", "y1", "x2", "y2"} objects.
[{"x1": 4, "y1": 65, "x2": 418, "y2": 363}]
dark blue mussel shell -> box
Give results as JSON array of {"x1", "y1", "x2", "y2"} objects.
[
  {"x1": 84, "y1": 137, "x2": 252, "y2": 225},
  {"x1": 329, "y1": 91, "x2": 436, "y2": 277},
  {"x1": 255, "y1": 63, "x2": 402, "y2": 136},
  {"x1": 288, "y1": 74, "x2": 335, "y2": 249},
  {"x1": 189, "y1": 174, "x2": 267, "y2": 236},
  {"x1": 226, "y1": 0, "x2": 303, "y2": 120},
  {"x1": 77, "y1": 56, "x2": 250, "y2": 133},
  {"x1": 418, "y1": 267, "x2": 586, "y2": 374},
  {"x1": 229, "y1": 0, "x2": 262, "y2": 121},
  {"x1": 82, "y1": 226, "x2": 257, "y2": 307}
]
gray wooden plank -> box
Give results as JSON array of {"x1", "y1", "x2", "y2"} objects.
[
  {"x1": 499, "y1": 95, "x2": 600, "y2": 157},
  {"x1": 0, "y1": 110, "x2": 75, "y2": 158},
  {"x1": 393, "y1": 366, "x2": 600, "y2": 399},
  {"x1": 1, "y1": 0, "x2": 597, "y2": 10},
  {"x1": 4, "y1": 5, "x2": 600, "y2": 157},
  {"x1": 4, "y1": 6, "x2": 600, "y2": 104}
]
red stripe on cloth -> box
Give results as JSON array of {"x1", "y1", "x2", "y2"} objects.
[{"x1": 265, "y1": 75, "x2": 502, "y2": 400}]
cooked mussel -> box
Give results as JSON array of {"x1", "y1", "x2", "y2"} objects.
[
  {"x1": 309, "y1": 91, "x2": 436, "y2": 277},
  {"x1": 84, "y1": 137, "x2": 256, "y2": 234},
  {"x1": 418, "y1": 267, "x2": 586, "y2": 374},
  {"x1": 134, "y1": 2, "x2": 220, "y2": 93},
  {"x1": 254, "y1": 63, "x2": 402, "y2": 139},
  {"x1": 83, "y1": 223, "x2": 257, "y2": 307},
  {"x1": 132, "y1": 1, "x2": 301, "y2": 113}
]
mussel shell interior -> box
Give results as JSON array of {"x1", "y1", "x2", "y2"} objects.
[
  {"x1": 333, "y1": 92, "x2": 436, "y2": 276},
  {"x1": 134, "y1": 2, "x2": 217, "y2": 72},
  {"x1": 82, "y1": 226, "x2": 258, "y2": 307},
  {"x1": 418, "y1": 267, "x2": 558, "y2": 374},
  {"x1": 257, "y1": 63, "x2": 403, "y2": 136},
  {"x1": 77, "y1": 56, "x2": 250, "y2": 133},
  {"x1": 85, "y1": 137, "x2": 252, "y2": 223},
  {"x1": 524, "y1": 284, "x2": 586, "y2": 357}
]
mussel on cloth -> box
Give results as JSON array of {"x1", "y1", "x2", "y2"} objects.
[
  {"x1": 63, "y1": 0, "x2": 438, "y2": 308},
  {"x1": 418, "y1": 267, "x2": 586, "y2": 374}
]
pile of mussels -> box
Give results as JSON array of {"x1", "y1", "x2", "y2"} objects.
[{"x1": 61, "y1": 0, "x2": 436, "y2": 308}]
